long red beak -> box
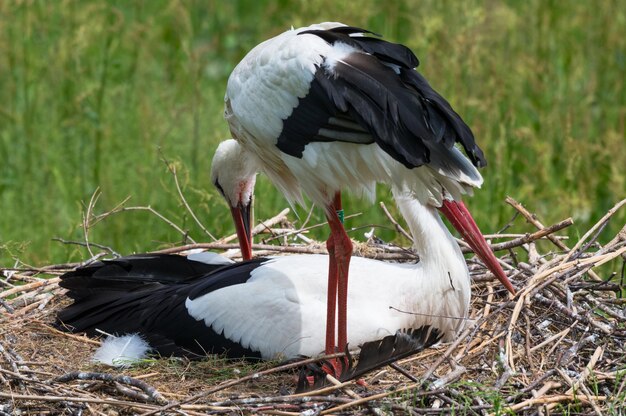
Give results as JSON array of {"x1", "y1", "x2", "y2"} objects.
[
  {"x1": 230, "y1": 202, "x2": 252, "y2": 261},
  {"x1": 439, "y1": 200, "x2": 516, "y2": 294}
]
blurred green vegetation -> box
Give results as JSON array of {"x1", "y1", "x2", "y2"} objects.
[{"x1": 1, "y1": 0, "x2": 624, "y2": 266}]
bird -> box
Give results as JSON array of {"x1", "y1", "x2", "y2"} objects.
[
  {"x1": 223, "y1": 23, "x2": 514, "y2": 368},
  {"x1": 57, "y1": 187, "x2": 499, "y2": 364}
]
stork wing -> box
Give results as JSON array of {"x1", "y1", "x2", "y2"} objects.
[
  {"x1": 57, "y1": 256, "x2": 268, "y2": 359},
  {"x1": 277, "y1": 27, "x2": 486, "y2": 172}
]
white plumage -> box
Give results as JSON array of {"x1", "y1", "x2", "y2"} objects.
[
  {"x1": 186, "y1": 191, "x2": 470, "y2": 360},
  {"x1": 92, "y1": 334, "x2": 150, "y2": 368}
]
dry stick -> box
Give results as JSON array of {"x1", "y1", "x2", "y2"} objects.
[
  {"x1": 505, "y1": 197, "x2": 571, "y2": 252},
  {"x1": 388, "y1": 362, "x2": 419, "y2": 382},
  {"x1": 602, "y1": 223, "x2": 626, "y2": 255},
  {"x1": 89, "y1": 202, "x2": 194, "y2": 244},
  {"x1": 422, "y1": 319, "x2": 481, "y2": 383},
  {"x1": 219, "y1": 208, "x2": 290, "y2": 243},
  {"x1": 562, "y1": 198, "x2": 626, "y2": 264},
  {"x1": 502, "y1": 394, "x2": 607, "y2": 413},
  {"x1": 151, "y1": 242, "x2": 416, "y2": 260},
  {"x1": 546, "y1": 346, "x2": 604, "y2": 412},
  {"x1": 138, "y1": 352, "x2": 346, "y2": 416},
  {"x1": 319, "y1": 387, "x2": 448, "y2": 415},
  {"x1": 117, "y1": 206, "x2": 194, "y2": 242},
  {"x1": 88, "y1": 194, "x2": 131, "y2": 228},
  {"x1": 584, "y1": 294, "x2": 626, "y2": 320},
  {"x1": 527, "y1": 324, "x2": 573, "y2": 354},
  {"x1": 0, "y1": 391, "x2": 159, "y2": 412},
  {"x1": 0, "y1": 278, "x2": 60, "y2": 299},
  {"x1": 555, "y1": 368, "x2": 604, "y2": 416},
  {"x1": 52, "y1": 238, "x2": 120, "y2": 257},
  {"x1": 260, "y1": 212, "x2": 362, "y2": 244},
  {"x1": 480, "y1": 218, "x2": 573, "y2": 253},
  {"x1": 287, "y1": 381, "x2": 358, "y2": 398},
  {"x1": 529, "y1": 380, "x2": 561, "y2": 414},
  {"x1": 505, "y1": 196, "x2": 605, "y2": 282},
  {"x1": 82, "y1": 189, "x2": 101, "y2": 258},
  {"x1": 0, "y1": 368, "x2": 42, "y2": 389},
  {"x1": 6, "y1": 252, "x2": 108, "y2": 277},
  {"x1": 379, "y1": 201, "x2": 413, "y2": 242},
  {"x1": 36, "y1": 322, "x2": 101, "y2": 346},
  {"x1": 431, "y1": 364, "x2": 467, "y2": 389},
  {"x1": 505, "y1": 246, "x2": 626, "y2": 371},
  {"x1": 152, "y1": 242, "x2": 323, "y2": 255},
  {"x1": 56, "y1": 371, "x2": 166, "y2": 404},
  {"x1": 183, "y1": 396, "x2": 355, "y2": 411},
  {"x1": 506, "y1": 370, "x2": 559, "y2": 402},
  {"x1": 324, "y1": 374, "x2": 361, "y2": 400},
  {"x1": 0, "y1": 342, "x2": 20, "y2": 375},
  {"x1": 163, "y1": 155, "x2": 217, "y2": 242},
  {"x1": 0, "y1": 298, "x2": 14, "y2": 313},
  {"x1": 11, "y1": 297, "x2": 49, "y2": 316},
  {"x1": 132, "y1": 211, "x2": 569, "y2": 262}
]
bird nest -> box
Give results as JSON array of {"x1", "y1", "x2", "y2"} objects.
[{"x1": 1, "y1": 197, "x2": 626, "y2": 415}]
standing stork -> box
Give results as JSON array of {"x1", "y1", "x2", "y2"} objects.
[{"x1": 224, "y1": 23, "x2": 515, "y2": 367}]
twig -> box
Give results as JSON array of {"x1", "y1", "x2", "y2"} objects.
[
  {"x1": 473, "y1": 218, "x2": 573, "y2": 253},
  {"x1": 150, "y1": 242, "x2": 418, "y2": 260},
  {"x1": 261, "y1": 212, "x2": 362, "y2": 244},
  {"x1": 138, "y1": 352, "x2": 347, "y2": 415},
  {"x1": 505, "y1": 197, "x2": 570, "y2": 251},
  {"x1": 319, "y1": 386, "x2": 447, "y2": 414},
  {"x1": 82, "y1": 189, "x2": 101, "y2": 258},
  {"x1": 88, "y1": 200, "x2": 195, "y2": 244},
  {"x1": 0, "y1": 392, "x2": 158, "y2": 411},
  {"x1": 160, "y1": 150, "x2": 218, "y2": 241},
  {"x1": 220, "y1": 208, "x2": 290, "y2": 243},
  {"x1": 502, "y1": 394, "x2": 607, "y2": 413},
  {"x1": 51, "y1": 238, "x2": 120, "y2": 257},
  {"x1": 379, "y1": 201, "x2": 413, "y2": 242},
  {"x1": 0, "y1": 278, "x2": 60, "y2": 299},
  {"x1": 505, "y1": 196, "x2": 604, "y2": 282},
  {"x1": 36, "y1": 322, "x2": 102, "y2": 346},
  {"x1": 562, "y1": 198, "x2": 626, "y2": 264},
  {"x1": 56, "y1": 371, "x2": 167, "y2": 404}
]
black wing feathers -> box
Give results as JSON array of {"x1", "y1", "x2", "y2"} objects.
[
  {"x1": 57, "y1": 254, "x2": 266, "y2": 359},
  {"x1": 285, "y1": 26, "x2": 486, "y2": 169},
  {"x1": 300, "y1": 26, "x2": 419, "y2": 68},
  {"x1": 60, "y1": 254, "x2": 228, "y2": 300}
]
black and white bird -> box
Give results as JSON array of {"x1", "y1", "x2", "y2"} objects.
[
  {"x1": 223, "y1": 23, "x2": 515, "y2": 360},
  {"x1": 57, "y1": 187, "x2": 491, "y2": 361}
]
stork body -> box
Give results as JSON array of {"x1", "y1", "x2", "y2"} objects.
[
  {"x1": 225, "y1": 23, "x2": 483, "y2": 209},
  {"x1": 58, "y1": 195, "x2": 469, "y2": 360},
  {"x1": 223, "y1": 23, "x2": 513, "y2": 361}
]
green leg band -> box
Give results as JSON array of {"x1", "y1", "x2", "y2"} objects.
[{"x1": 336, "y1": 209, "x2": 344, "y2": 224}]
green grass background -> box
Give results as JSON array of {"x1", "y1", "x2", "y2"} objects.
[{"x1": 1, "y1": 0, "x2": 624, "y2": 266}]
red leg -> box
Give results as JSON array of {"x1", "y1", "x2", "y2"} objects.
[
  {"x1": 324, "y1": 232, "x2": 337, "y2": 355},
  {"x1": 324, "y1": 193, "x2": 353, "y2": 354}
]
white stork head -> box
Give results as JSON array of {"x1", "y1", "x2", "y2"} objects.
[{"x1": 210, "y1": 139, "x2": 257, "y2": 260}]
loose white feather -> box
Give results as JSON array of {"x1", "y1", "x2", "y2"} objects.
[{"x1": 92, "y1": 334, "x2": 150, "y2": 368}]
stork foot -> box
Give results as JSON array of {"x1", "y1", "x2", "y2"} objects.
[{"x1": 296, "y1": 353, "x2": 351, "y2": 392}]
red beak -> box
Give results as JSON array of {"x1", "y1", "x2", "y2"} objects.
[
  {"x1": 230, "y1": 202, "x2": 252, "y2": 261},
  {"x1": 439, "y1": 200, "x2": 516, "y2": 294}
]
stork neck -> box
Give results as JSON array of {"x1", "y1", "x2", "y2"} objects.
[{"x1": 393, "y1": 189, "x2": 466, "y2": 273}]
